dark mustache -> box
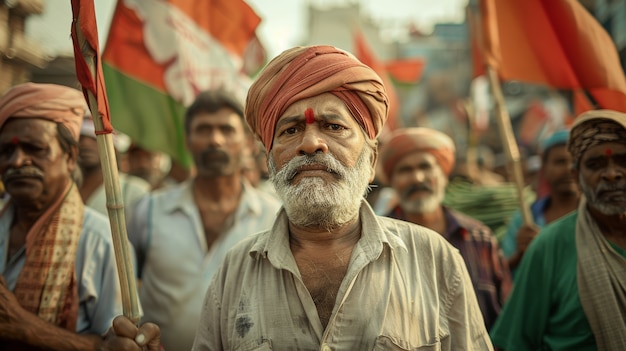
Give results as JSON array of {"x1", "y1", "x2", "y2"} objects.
[
  {"x1": 2, "y1": 166, "x2": 45, "y2": 182},
  {"x1": 285, "y1": 154, "x2": 340, "y2": 181},
  {"x1": 402, "y1": 183, "x2": 432, "y2": 198},
  {"x1": 199, "y1": 148, "x2": 228, "y2": 161}
]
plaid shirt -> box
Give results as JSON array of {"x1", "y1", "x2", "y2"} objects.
[{"x1": 387, "y1": 206, "x2": 512, "y2": 331}]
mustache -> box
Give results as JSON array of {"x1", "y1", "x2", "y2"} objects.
[
  {"x1": 402, "y1": 183, "x2": 433, "y2": 198},
  {"x1": 596, "y1": 181, "x2": 626, "y2": 194},
  {"x1": 199, "y1": 148, "x2": 229, "y2": 161},
  {"x1": 282, "y1": 154, "x2": 344, "y2": 181},
  {"x1": 2, "y1": 166, "x2": 45, "y2": 182}
]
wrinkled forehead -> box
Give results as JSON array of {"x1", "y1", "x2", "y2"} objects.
[
  {"x1": 277, "y1": 94, "x2": 360, "y2": 127},
  {"x1": 0, "y1": 117, "x2": 58, "y2": 136}
]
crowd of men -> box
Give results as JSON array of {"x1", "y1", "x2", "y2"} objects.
[{"x1": 0, "y1": 45, "x2": 625, "y2": 350}]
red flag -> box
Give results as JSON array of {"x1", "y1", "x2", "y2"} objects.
[
  {"x1": 70, "y1": 0, "x2": 112, "y2": 133},
  {"x1": 480, "y1": 0, "x2": 626, "y2": 113},
  {"x1": 385, "y1": 58, "x2": 425, "y2": 84},
  {"x1": 353, "y1": 30, "x2": 401, "y2": 131}
]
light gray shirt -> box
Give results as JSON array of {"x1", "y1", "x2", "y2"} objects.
[
  {"x1": 0, "y1": 205, "x2": 123, "y2": 335},
  {"x1": 192, "y1": 201, "x2": 493, "y2": 351},
  {"x1": 127, "y1": 179, "x2": 282, "y2": 351}
]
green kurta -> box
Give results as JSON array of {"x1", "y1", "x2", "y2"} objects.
[{"x1": 491, "y1": 211, "x2": 626, "y2": 350}]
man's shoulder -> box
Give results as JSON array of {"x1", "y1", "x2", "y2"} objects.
[
  {"x1": 120, "y1": 173, "x2": 151, "y2": 191},
  {"x1": 447, "y1": 208, "x2": 489, "y2": 230},
  {"x1": 446, "y1": 208, "x2": 496, "y2": 241},
  {"x1": 136, "y1": 181, "x2": 188, "y2": 210},
  {"x1": 533, "y1": 210, "x2": 578, "y2": 245},
  {"x1": 376, "y1": 215, "x2": 460, "y2": 255},
  {"x1": 245, "y1": 184, "x2": 282, "y2": 209},
  {"x1": 81, "y1": 207, "x2": 115, "y2": 245}
]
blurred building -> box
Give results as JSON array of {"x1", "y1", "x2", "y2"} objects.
[{"x1": 0, "y1": 0, "x2": 50, "y2": 93}]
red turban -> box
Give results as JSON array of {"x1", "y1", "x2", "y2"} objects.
[
  {"x1": 0, "y1": 83, "x2": 85, "y2": 141},
  {"x1": 245, "y1": 45, "x2": 389, "y2": 152},
  {"x1": 380, "y1": 127, "x2": 456, "y2": 181}
]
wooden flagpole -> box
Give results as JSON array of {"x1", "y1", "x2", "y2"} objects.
[
  {"x1": 486, "y1": 66, "x2": 534, "y2": 226},
  {"x1": 72, "y1": 9, "x2": 141, "y2": 323}
]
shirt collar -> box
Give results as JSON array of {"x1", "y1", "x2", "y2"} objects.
[
  {"x1": 249, "y1": 200, "x2": 408, "y2": 270},
  {"x1": 162, "y1": 179, "x2": 262, "y2": 218}
]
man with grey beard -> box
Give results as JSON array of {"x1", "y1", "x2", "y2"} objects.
[
  {"x1": 491, "y1": 109, "x2": 626, "y2": 351},
  {"x1": 185, "y1": 45, "x2": 493, "y2": 350},
  {"x1": 380, "y1": 127, "x2": 511, "y2": 331}
]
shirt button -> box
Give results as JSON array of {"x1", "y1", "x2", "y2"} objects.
[{"x1": 321, "y1": 344, "x2": 332, "y2": 351}]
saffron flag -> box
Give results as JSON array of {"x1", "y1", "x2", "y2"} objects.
[
  {"x1": 102, "y1": 0, "x2": 263, "y2": 168},
  {"x1": 71, "y1": 0, "x2": 112, "y2": 132},
  {"x1": 480, "y1": 0, "x2": 626, "y2": 113},
  {"x1": 353, "y1": 30, "x2": 424, "y2": 132}
]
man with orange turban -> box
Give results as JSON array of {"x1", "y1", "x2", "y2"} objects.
[
  {"x1": 190, "y1": 46, "x2": 493, "y2": 350},
  {"x1": 380, "y1": 127, "x2": 511, "y2": 331},
  {"x1": 0, "y1": 83, "x2": 159, "y2": 350}
]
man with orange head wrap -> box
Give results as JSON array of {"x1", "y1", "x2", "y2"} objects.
[
  {"x1": 190, "y1": 46, "x2": 492, "y2": 350},
  {"x1": 380, "y1": 127, "x2": 511, "y2": 331},
  {"x1": 0, "y1": 83, "x2": 159, "y2": 350}
]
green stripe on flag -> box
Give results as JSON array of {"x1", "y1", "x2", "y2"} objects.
[{"x1": 104, "y1": 63, "x2": 193, "y2": 169}]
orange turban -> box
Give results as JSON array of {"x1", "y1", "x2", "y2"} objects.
[
  {"x1": 380, "y1": 127, "x2": 456, "y2": 181},
  {"x1": 245, "y1": 45, "x2": 389, "y2": 152},
  {"x1": 0, "y1": 83, "x2": 85, "y2": 141}
]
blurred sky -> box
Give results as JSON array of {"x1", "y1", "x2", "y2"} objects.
[
  {"x1": 27, "y1": 0, "x2": 468, "y2": 59},
  {"x1": 245, "y1": 0, "x2": 469, "y2": 58}
]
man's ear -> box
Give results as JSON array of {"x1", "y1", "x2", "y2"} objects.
[
  {"x1": 572, "y1": 167, "x2": 580, "y2": 187},
  {"x1": 369, "y1": 142, "x2": 379, "y2": 183},
  {"x1": 66, "y1": 144, "x2": 79, "y2": 172}
]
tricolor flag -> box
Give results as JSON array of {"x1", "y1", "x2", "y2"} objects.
[
  {"x1": 103, "y1": 0, "x2": 263, "y2": 168},
  {"x1": 479, "y1": 0, "x2": 626, "y2": 114}
]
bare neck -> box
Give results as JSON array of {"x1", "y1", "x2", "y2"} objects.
[
  {"x1": 549, "y1": 191, "x2": 580, "y2": 210},
  {"x1": 192, "y1": 173, "x2": 243, "y2": 203},
  {"x1": 403, "y1": 206, "x2": 446, "y2": 234},
  {"x1": 12, "y1": 180, "x2": 71, "y2": 232},
  {"x1": 289, "y1": 218, "x2": 362, "y2": 254},
  {"x1": 79, "y1": 167, "x2": 103, "y2": 202}
]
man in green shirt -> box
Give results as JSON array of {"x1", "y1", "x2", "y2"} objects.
[{"x1": 490, "y1": 109, "x2": 626, "y2": 351}]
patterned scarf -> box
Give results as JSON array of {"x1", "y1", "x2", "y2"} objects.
[
  {"x1": 12, "y1": 182, "x2": 84, "y2": 331},
  {"x1": 576, "y1": 197, "x2": 626, "y2": 350}
]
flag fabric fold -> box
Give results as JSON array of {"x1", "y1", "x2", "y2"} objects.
[
  {"x1": 478, "y1": 0, "x2": 626, "y2": 113},
  {"x1": 102, "y1": 0, "x2": 263, "y2": 168},
  {"x1": 71, "y1": 0, "x2": 112, "y2": 132}
]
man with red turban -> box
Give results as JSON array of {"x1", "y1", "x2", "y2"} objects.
[
  {"x1": 380, "y1": 127, "x2": 511, "y2": 331},
  {"x1": 0, "y1": 83, "x2": 159, "y2": 350},
  {"x1": 190, "y1": 46, "x2": 493, "y2": 350}
]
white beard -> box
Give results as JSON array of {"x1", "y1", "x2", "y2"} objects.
[
  {"x1": 399, "y1": 191, "x2": 444, "y2": 214},
  {"x1": 269, "y1": 148, "x2": 372, "y2": 230},
  {"x1": 579, "y1": 174, "x2": 626, "y2": 216}
]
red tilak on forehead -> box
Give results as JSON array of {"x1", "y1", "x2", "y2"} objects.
[
  {"x1": 305, "y1": 108, "x2": 315, "y2": 124},
  {"x1": 11, "y1": 137, "x2": 18, "y2": 145},
  {"x1": 605, "y1": 148, "x2": 612, "y2": 156}
]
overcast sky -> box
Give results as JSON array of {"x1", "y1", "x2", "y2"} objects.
[{"x1": 27, "y1": 0, "x2": 468, "y2": 59}]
